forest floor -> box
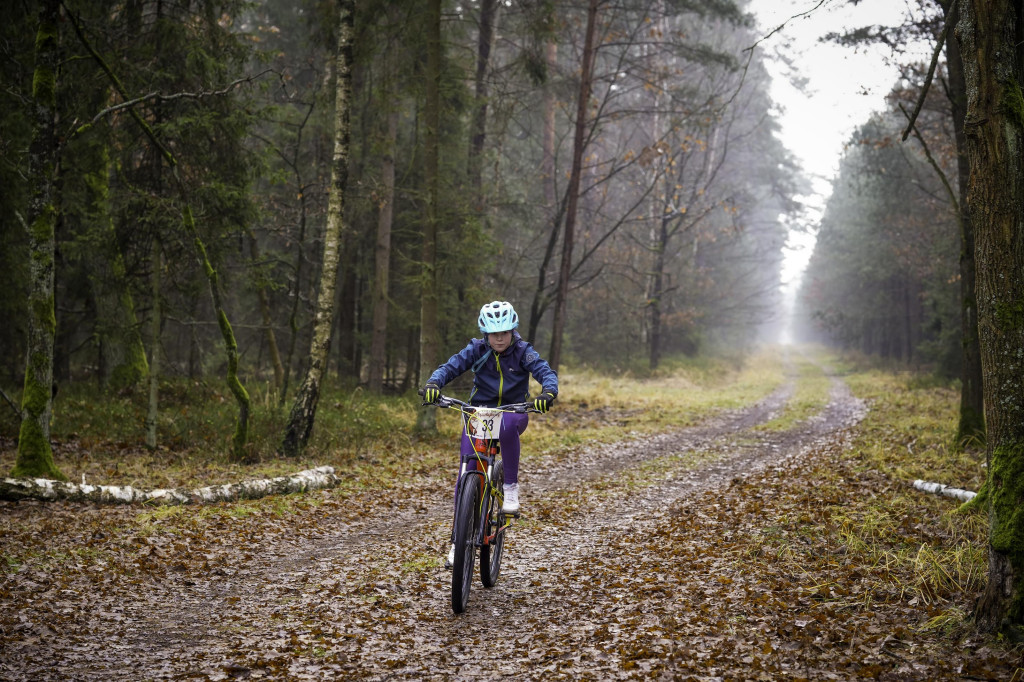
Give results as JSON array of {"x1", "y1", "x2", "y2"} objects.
[{"x1": 1, "y1": 351, "x2": 1022, "y2": 680}]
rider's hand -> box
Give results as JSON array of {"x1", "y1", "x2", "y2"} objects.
[
  {"x1": 423, "y1": 382, "x2": 441, "y2": 404},
  {"x1": 533, "y1": 392, "x2": 555, "y2": 413}
]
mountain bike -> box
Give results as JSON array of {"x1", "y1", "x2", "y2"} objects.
[{"x1": 421, "y1": 393, "x2": 538, "y2": 614}]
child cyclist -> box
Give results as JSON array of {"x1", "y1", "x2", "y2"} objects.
[{"x1": 422, "y1": 300, "x2": 559, "y2": 568}]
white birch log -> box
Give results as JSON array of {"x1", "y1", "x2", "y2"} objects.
[
  {"x1": 0, "y1": 466, "x2": 339, "y2": 505},
  {"x1": 912, "y1": 479, "x2": 977, "y2": 502}
]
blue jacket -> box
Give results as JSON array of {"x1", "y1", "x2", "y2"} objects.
[{"x1": 428, "y1": 331, "x2": 559, "y2": 407}]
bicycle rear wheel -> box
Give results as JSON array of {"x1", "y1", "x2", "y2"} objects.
[
  {"x1": 480, "y1": 459, "x2": 505, "y2": 588},
  {"x1": 451, "y1": 473, "x2": 480, "y2": 614}
]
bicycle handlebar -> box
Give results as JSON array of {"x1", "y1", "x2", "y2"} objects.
[{"x1": 417, "y1": 389, "x2": 539, "y2": 414}]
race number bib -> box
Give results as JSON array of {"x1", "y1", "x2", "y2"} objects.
[{"x1": 467, "y1": 408, "x2": 502, "y2": 439}]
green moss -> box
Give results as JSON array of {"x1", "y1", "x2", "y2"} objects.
[
  {"x1": 994, "y1": 299, "x2": 1024, "y2": 330},
  {"x1": 30, "y1": 209, "x2": 55, "y2": 250},
  {"x1": 988, "y1": 442, "x2": 1024, "y2": 553},
  {"x1": 109, "y1": 360, "x2": 147, "y2": 390},
  {"x1": 31, "y1": 69, "x2": 56, "y2": 108},
  {"x1": 30, "y1": 296, "x2": 56, "y2": 337},
  {"x1": 1004, "y1": 79, "x2": 1024, "y2": 129},
  {"x1": 21, "y1": 365, "x2": 49, "y2": 414},
  {"x1": 11, "y1": 373, "x2": 66, "y2": 481},
  {"x1": 988, "y1": 440, "x2": 1024, "y2": 627}
]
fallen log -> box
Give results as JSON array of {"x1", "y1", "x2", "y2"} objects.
[
  {"x1": 912, "y1": 479, "x2": 976, "y2": 502},
  {"x1": 0, "y1": 466, "x2": 339, "y2": 505}
]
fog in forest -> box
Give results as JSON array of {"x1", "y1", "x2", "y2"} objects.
[{"x1": 0, "y1": 0, "x2": 989, "y2": 425}]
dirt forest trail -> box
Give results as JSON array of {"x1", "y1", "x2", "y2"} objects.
[{"x1": 2, "y1": 364, "x2": 1020, "y2": 680}]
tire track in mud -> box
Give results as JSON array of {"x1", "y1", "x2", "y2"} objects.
[
  {"x1": 7, "y1": 371, "x2": 867, "y2": 680},
  {"x1": 306, "y1": 375, "x2": 868, "y2": 680}
]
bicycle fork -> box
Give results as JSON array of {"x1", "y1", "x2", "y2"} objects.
[{"x1": 453, "y1": 460, "x2": 514, "y2": 548}]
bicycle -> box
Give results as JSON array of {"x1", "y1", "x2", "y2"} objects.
[{"x1": 421, "y1": 392, "x2": 539, "y2": 614}]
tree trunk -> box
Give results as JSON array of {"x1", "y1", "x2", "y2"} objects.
[
  {"x1": 145, "y1": 236, "x2": 161, "y2": 450},
  {"x1": 550, "y1": 0, "x2": 599, "y2": 372},
  {"x1": 1, "y1": 466, "x2": 339, "y2": 505},
  {"x1": 468, "y1": 0, "x2": 498, "y2": 200},
  {"x1": 649, "y1": 219, "x2": 668, "y2": 371},
  {"x1": 248, "y1": 229, "x2": 284, "y2": 392},
  {"x1": 12, "y1": 0, "x2": 66, "y2": 482},
  {"x1": 281, "y1": 0, "x2": 354, "y2": 456},
  {"x1": 417, "y1": 0, "x2": 442, "y2": 431},
  {"x1": 944, "y1": 0, "x2": 986, "y2": 446},
  {"x1": 335, "y1": 240, "x2": 359, "y2": 380},
  {"x1": 526, "y1": 38, "x2": 561, "y2": 345},
  {"x1": 957, "y1": 0, "x2": 1024, "y2": 636},
  {"x1": 81, "y1": 139, "x2": 149, "y2": 391},
  {"x1": 367, "y1": 102, "x2": 397, "y2": 394},
  {"x1": 281, "y1": 167, "x2": 311, "y2": 405}
]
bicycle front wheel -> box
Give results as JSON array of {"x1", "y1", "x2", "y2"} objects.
[
  {"x1": 480, "y1": 459, "x2": 505, "y2": 588},
  {"x1": 451, "y1": 473, "x2": 480, "y2": 614}
]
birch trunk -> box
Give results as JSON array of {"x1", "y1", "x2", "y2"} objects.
[
  {"x1": 1, "y1": 467, "x2": 339, "y2": 505},
  {"x1": 280, "y1": 0, "x2": 354, "y2": 455}
]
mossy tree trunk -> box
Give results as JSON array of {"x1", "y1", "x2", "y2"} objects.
[
  {"x1": 280, "y1": 0, "x2": 353, "y2": 456},
  {"x1": 12, "y1": 0, "x2": 66, "y2": 482},
  {"x1": 957, "y1": 0, "x2": 1024, "y2": 636}
]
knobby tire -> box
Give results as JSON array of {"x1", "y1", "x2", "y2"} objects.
[
  {"x1": 451, "y1": 473, "x2": 480, "y2": 614},
  {"x1": 480, "y1": 459, "x2": 504, "y2": 588}
]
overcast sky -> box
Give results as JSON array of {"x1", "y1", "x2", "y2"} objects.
[{"x1": 748, "y1": 0, "x2": 933, "y2": 339}]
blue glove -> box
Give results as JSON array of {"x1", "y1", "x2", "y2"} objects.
[
  {"x1": 423, "y1": 382, "x2": 441, "y2": 403},
  {"x1": 533, "y1": 392, "x2": 555, "y2": 413}
]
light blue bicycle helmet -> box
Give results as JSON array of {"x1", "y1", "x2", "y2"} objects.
[{"x1": 478, "y1": 300, "x2": 519, "y2": 333}]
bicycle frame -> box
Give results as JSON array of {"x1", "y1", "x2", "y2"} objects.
[
  {"x1": 427, "y1": 394, "x2": 535, "y2": 548},
  {"x1": 421, "y1": 392, "x2": 539, "y2": 612}
]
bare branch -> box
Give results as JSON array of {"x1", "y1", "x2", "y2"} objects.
[
  {"x1": 899, "y1": 102, "x2": 960, "y2": 216},
  {"x1": 724, "y1": 0, "x2": 831, "y2": 115},
  {"x1": 743, "y1": 0, "x2": 830, "y2": 54},
  {"x1": 0, "y1": 387, "x2": 20, "y2": 420},
  {"x1": 84, "y1": 72, "x2": 272, "y2": 129},
  {"x1": 900, "y1": 0, "x2": 957, "y2": 141}
]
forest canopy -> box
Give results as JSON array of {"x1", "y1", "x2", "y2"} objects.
[{"x1": 0, "y1": 0, "x2": 797, "y2": 410}]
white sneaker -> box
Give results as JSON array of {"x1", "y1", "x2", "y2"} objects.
[
  {"x1": 502, "y1": 483, "x2": 520, "y2": 514},
  {"x1": 444, "y1": 543, "x2": 455, "y2": 569}
]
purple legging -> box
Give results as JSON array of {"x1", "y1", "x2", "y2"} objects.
[{"x1": 452, "y1": 412, "x2": 528, "y2": 512}]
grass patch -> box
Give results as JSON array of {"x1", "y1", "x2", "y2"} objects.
[
  {"x1": 756, "y1": 349, "x2": 832, "y2": 431},
  {"x1": 742, "y1": 353, "x2": 991, "y2": 630}
]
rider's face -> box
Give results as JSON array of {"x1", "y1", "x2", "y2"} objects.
[{"x1": 488, "y1": 331, "x2": 512, "y2": 353}]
